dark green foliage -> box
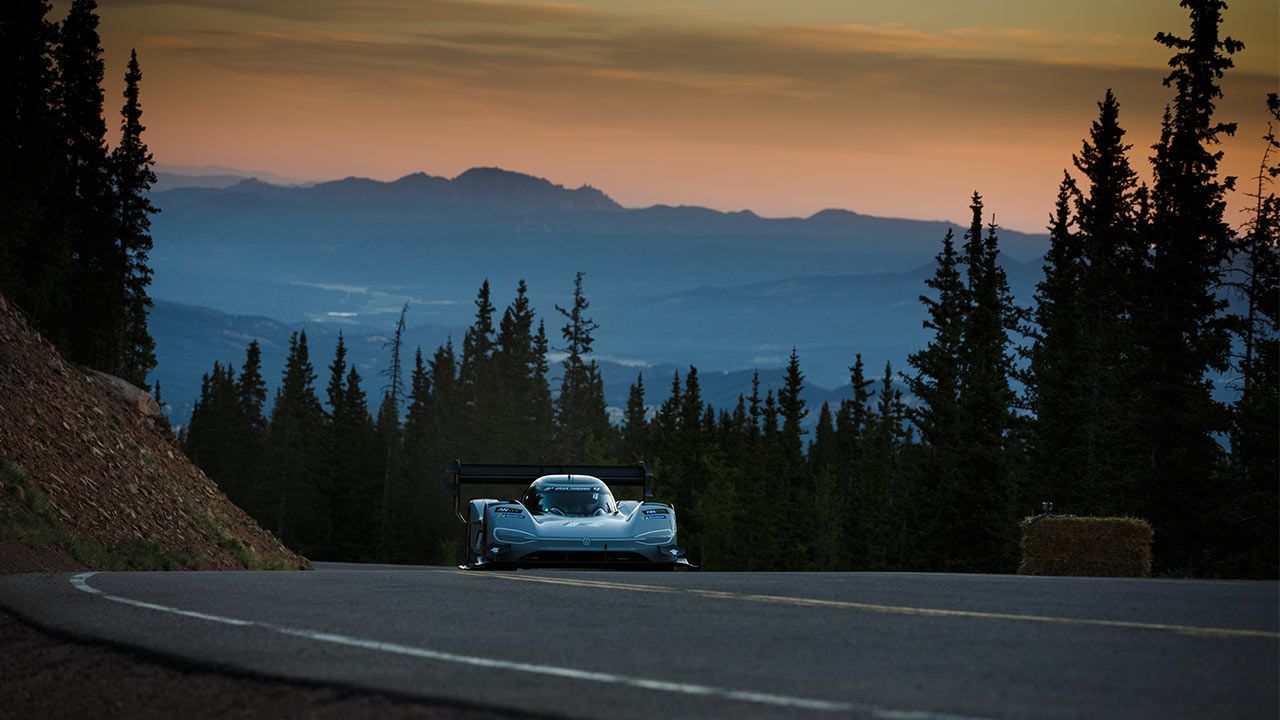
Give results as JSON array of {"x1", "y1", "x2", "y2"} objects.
[
  {"x1": 0, "y1": 1, "x2": 157, "y2": 388},
  {"x1": 618, "y1": 373, "x2": 648, "y2": 463},
  {"x1": 182, "y1": 341, "x2": 269, "y2": 518},
  {"x1": 554, "y1": 272, "x2": 612, "y2": 462},
  {"x1": 165, "y1": 3, "x2": 1273, "y2": 578},
  {"x1": 1026, "y1": 175, "x2": 1089, "y2": 512},
  {"x1": 957, "y1": 198, "x2": 1024, "y2": 571},
  {"x1": 1, "y1": 0, "x2": 69, "y2": 340},
  {"x1": 459, "y1": 280, "x2": 498, "y2": 460},
  {"x1": 1139, "y1": 0, "x2": 1243, "y2": 572},
  {"x1": 317, "y1": 337, "x2": 378, "y2": 560},
  {"x1": 111, "y1": 49, "x2": 158, "y2": 386},
  {"x1": 492, "y1": 281, "x2": 554, "y2": 462},
  {"x1": 183, "y1": 361, "x2": 241, "y2": 496},
  {"x1": 1027, "y1": 93, "x2": 1147, "y2": 520},
  {"x1": 262, "y1": 332, "x2": 325, "y2": 553},
  {"x1": 1217, "y1": 94, "x2": 1280, "y2": 577},
  {"x1": 379, "y1": 303, "x2": 408, "y2": 535}
]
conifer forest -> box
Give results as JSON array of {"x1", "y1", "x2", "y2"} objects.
[{"x1": 3, "y1": 0, "x2": 1277, "y2": 577}]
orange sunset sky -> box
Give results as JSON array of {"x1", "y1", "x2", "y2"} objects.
[{"x1": 72, "y1": 0, "x2": 1278, "y2": 232}]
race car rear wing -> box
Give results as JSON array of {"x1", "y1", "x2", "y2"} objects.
[
  {"x1": 443, "y1": 461, "x2": 653, "y2": 497},
  {"x1": 443, "y1": 461, "x2": 654, "y2": 523}
]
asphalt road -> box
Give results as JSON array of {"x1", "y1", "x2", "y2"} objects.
[{"x1": 0, "y1": 564, "x2": 1276, "y2": 719}]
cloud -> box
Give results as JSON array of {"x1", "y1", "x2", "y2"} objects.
[
  {"x1": 108, "y1": 0, "x2": 598, "y2": 24},
  {"x1": 100, "y1": 0, "x2": 1278, "y2": 230}
]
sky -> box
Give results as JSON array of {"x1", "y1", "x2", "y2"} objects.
[{"x1": 72, "y1": 0, "x2": 1279, "y2": 232}]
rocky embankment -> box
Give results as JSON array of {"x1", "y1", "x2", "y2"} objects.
[{"x1": 0, "y1": 292, "x2": 306, "y2": 571}]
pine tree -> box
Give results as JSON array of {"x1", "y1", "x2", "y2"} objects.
[
  {"x1": 183, "y1": 361, "x2": 240, "y2": 498},
  {"x1": 494, "y1": 280, "x2": 554, "y2": 461},
  {"x1": 952, "y1": 193, "x2": 1022, "y2": 572},
  {"x1": 379, "y1": 303, "x2": 408, "y2": 531},
  {"x1": 905, "y1": 228, "x2": 967, "y2": 568},
  {"x1": 906, "y1": 230, "x2": 966, "y2": 450},
  {"x1": 316, "y1": 335, "x2": 378, "y2": 559},
  {"x1": 673, "y1": 366, "x2": 705, "y2": 527},
  {"x1": 395, "y1": 348, "x2": 438, "y2": 563},
  {"x1": 1072, "y1": 90, "x2": 1146, "y2": 514},
  {"x1": 1141, "y1": 0, "x2": 1243, "y2": 571},
  {"x1": 58, "y1": 0, "x2": 123, "y2": 373},
  {"x1": 338, "y1": 364, "x2": 376, "y2": 559},
  {"x1": 777, "y1": 348, "x2": 808, "y2": 478},
  {"x1": 1222, "y1": 93, "x2": 1280, "y2": 577},
  {"x1": 110, "y1": 48, "x2": 157, "y2": 387},
  {"x1": 1, "y1": 0, "x2": 70, "y2": 340},
  {"x1": 1026, "y1": 175, "x2": 1090, "y2": 512},
  {"x1": 425, "y1": 339, "x2": 463, "y2": 560},
  {"x1": 808, "y1": 402, "x2": 837, "y2": 476},
  {"x1": 806, "y1": 402, "x2": 843, "y2": 570},
  {"x1": 459, "y1": 280, "x2": 497, "y2": 459},
  {"x1": 264, "y1": 331, "x2": 324, "y2": 551},
  {"x1": 373, "y1": 389, "x2": 400, "y2": 560},
  {"x1": 652, "y1": 371, "x2": 683, "y2": 503},
  {"x1": 862, "y1": 362, "x2": 918, "y2": 569},
  {"x1": 427, "y1": 339, "x2": 461, "y2": 466},
  {"x1": 554, "y1": 272, "x2": 611, "y2": 461},
  {"x1": 619, "y1": 373, "x2": 648, "y2": 463},
  {"x1": 231, "y1": 340, "x2": 267, "y2": 516},
  {"x1": 326, "y1": 333, "x2": 348, "y2": 417}
]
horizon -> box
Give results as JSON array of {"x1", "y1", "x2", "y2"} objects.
[
  {"x1": 73, "y1": 0, "x2": 1279, "y2": 234},
  {"x1": 155, "y1": 161, "x2": 1057, "y2": 229}
]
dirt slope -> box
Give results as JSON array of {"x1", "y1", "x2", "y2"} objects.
[{"x1": 0, "y1": 292, "x2": 306, "y2": 571}]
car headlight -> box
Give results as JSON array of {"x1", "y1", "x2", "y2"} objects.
[
  {"x1": 635, "y1": 529, "x2": 674, "y2": 545},
  {"x1": 493, "y1": 528, "x2": 537, "y2": 544}
]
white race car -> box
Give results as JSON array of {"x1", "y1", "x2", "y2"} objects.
[{"x1": 444, "y1": 462, "x2": 691, "y2": 569}]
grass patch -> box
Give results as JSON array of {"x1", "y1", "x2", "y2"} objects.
[
  {"x1": 1, "y1": 457, "x2": 204, "y2": 570},
  {"x1": 215, "y1": 536, "x2": 296, "y2": 571}
]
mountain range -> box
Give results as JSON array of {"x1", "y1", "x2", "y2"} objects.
[{"x1": 145, "y1": 166, "x2": 1050, "y2": 420}]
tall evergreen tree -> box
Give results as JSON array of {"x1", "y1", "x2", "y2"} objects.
[
  {"x1": 0, "y1": 0, "x2": 70, "y2": 340},
  {"x1": 1026, "y1": 175, "x2": 1090, "y2": 512},
  {"x1": 619, "y1": 373, "x2": 648, "y2": 463},
  {"x1": 373, "y1": 390, "x2": 400, "y2": 559},
  {"x1": 905, "y1": 228, "x2": 967, "y2": 568},
  {"x1": 232, "y1": 339, "x2": 267, "y2": 515},
  {"x1": 58, "y1": 0, "x2": 122, "y2": 373},
  {"x1": 808, "y1": 402, "x2": 838, "y2": 477},
  {"x1": 182, "y1": 361, "x2": 240, "y2": 498},
  {"x1": 379, "y1": 303, "x2": 408, "y2": 529},
  {"x1": 1221, "y1": 94, "x2": 1280, "y2": 577},
  {"x1": 493, "y1": 280, "x2": 554, "y2": 461},
  {"x1": 855, "y1": 363, "x2": 913, "y2": 569},
  {"x1": 906, "y1": 230, "x2": 966, "y2": 450},
  {"x1": 459, "y1": 280, "x2": 497, "y2": 458},
  {"x1": 110, "y1": 48, "x2": 157, "y2": 386},
  {"x1": 777, "y1": 348, "x2": 808, "y2": 478},
  {"x1": 554, "y1": 272, "x2": 611, "y2": 461},
  {"x1": 264, "y1": 331, "x2": 324, "y2": 551},
  {"x1": 337, "y1": 364, "x2": 376, "y2": 559},
  {"x1": 951, "y1": 194, "x2": 1022, "y2": 572},
  {"x1": 395, "y1": 348, "x2": 439, "y2": 563},
  {"x1": 1141, "y1": 0, "x2": 1243, "y2": 570},
  {"x1": 1072, "y1": 91, "x2": 1146, "y2": 514},
  {"x1": 652, "y1": 372, "x2": 683, "y2": 502}
]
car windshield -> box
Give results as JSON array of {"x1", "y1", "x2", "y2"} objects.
[{"x1": 522, "y1": 484, "x2": 616, "y2": 517}]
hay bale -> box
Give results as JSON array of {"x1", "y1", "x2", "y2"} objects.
[{"x1": 1019, "y1": 516, "x2": 1153, "y2": 577}]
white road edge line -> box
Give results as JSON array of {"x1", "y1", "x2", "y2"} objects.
[{"x1": 68, "y1": 572, "x2": 989, "y2": 720}]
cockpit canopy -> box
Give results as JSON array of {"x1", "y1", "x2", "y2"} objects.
[{"x1": 521, "y1": 476, "x2": 616, "y2": 517}]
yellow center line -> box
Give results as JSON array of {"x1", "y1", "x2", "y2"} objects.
[{"x1": 472, "y1": 572, "x2": 1280, "y2": 640}]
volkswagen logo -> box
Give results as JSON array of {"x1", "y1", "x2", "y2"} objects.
[{"x1": 581, "y1": 537, "x2": 592, "y2": 547}]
